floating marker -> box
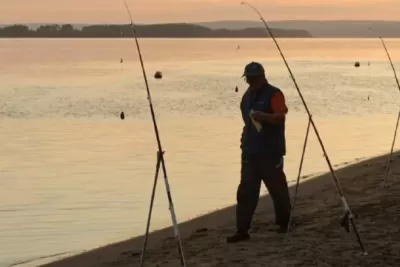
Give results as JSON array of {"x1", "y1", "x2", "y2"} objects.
[
  {"x1": 235, "y1": 86, "x2": 239, "y2": 92},
  {"x1": 120, "y1": 112, "x2": 125, "y2": 120},
  {"x1": 154, "y1": 71, "x2": 162, "y2": 79},
  {"x1": 354, "y1": 61, "x2": 360, "y2": 68}
]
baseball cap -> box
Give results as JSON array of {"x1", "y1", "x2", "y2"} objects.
[{"x1": 242, "y1": 62, "x2": 265, "y2": 77}]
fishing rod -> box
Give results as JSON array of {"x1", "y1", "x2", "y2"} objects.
[
  {"x1": 121, "y1": 1, "x2": 186, "y2": 266},
  {"x1": 240, "y1": 1, "x2": 367, "y2": 254},
  {"x1": 379, "y1": 37, "x2": 400, "y2": 186}
]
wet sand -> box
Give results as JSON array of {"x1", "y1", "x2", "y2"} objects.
[{"x1": 41, "y1": 152, "x2": 400, "y2": 267}]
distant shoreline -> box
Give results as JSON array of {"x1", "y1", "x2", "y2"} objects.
[
  {"x1": 3, "y1": 20, "x2": 400, "y2": 37},
  {"x1": 0, "y1": 23, "x2": 312, "y2": 38}
]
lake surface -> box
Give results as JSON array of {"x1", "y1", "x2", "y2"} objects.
[{"x1": 0, "y1": 38, "x2": 399, "y2": 267}]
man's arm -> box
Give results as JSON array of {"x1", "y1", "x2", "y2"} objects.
[
  {"x1": 251, "y1": 91, "x2": 288, "y2": 125},
  {"x1": 240, "y1": 92, "x2": 247, "y2": 124}
]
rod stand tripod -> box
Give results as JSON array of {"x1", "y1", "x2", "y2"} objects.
[
  {"x1": 284, "y1": 116, "x2": 367, "y2": 255},
  {"x1": 139, "y1": 151, "x2": 186, "y2": 267}
]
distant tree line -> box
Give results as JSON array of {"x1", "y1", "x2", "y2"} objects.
[{"x1": 0, "y1": 23, "x2": 312, "y2": 38}]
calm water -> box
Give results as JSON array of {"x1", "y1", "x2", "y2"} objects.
[{"x1": 0, "y1": 38, "x2": 400, "y2": 267}]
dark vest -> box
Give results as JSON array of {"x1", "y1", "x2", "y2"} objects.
[{"x1": 240, "y1": 83, "x2": 286, "y2": 157}]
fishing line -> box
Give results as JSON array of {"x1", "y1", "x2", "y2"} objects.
[
  {"x1": 120, "y1": 26, "x2": 124, "y2": 71},
  {"x1": 241, "y1": 1, "x2": 367, "y2": 254},
  {"x1": 120, "y1": 0, "x2": 125, "y2": 72},
  {"x1": 234, "y1": 43, "x2": 241, "y2": 93},
  {"x1": 121, "y1": 1, "x2": 186, "y2": 266},
  {"x1": 119, "y1": 0, "x2": 125, "y2": 119}
]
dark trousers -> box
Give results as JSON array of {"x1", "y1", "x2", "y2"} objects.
[{"x1": 236, "y1": 154, "x2": 291, "y2": 233}]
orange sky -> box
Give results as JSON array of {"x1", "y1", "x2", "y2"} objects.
[{"x1": 0, "y1": 0, "x2": 399, "y2": 24}]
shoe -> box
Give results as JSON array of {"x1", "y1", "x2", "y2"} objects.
[
  {"x1": 275, "y1": 220, "x2": 290, "y2": 233},
  {"x1": 276, "y1": 226, "x2": 288, "y2": 234},
  {"x1": 226, "y1": 232, "x2": 250, "y2": 243}
]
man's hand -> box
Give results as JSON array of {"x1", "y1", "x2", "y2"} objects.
[
  {"x1": 251, "y1": 111, "x2": 285, "y2": 124},
  {"x1": 250, "y1": 111, "x2": 267, "y2": 122}
]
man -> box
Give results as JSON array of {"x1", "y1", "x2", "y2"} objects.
[{"x1": 227, "y1": 62, "x2": 291, "y2": 243}]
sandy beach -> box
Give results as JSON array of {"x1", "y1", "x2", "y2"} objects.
[{"x1": 40, "y1": 151, "x2": 400, "y2": 267}]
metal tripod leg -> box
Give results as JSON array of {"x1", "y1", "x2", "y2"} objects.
[
  {"x1": 159, "y1": 155, "x2": 186, "y2": 266},
  {"x1": 383, "y1": 109, "x2": 400, "y2": 186},
  {"x1": 285, "y1": 116, "x2": 311, "y2": 240},
  {"x1": 139, "y1": 151, "x2": 164, "y2": 267}
]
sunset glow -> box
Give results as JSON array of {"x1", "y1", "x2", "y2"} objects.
[{"x1": 0, "y1": 0, "x2": 399, "y2": 24}]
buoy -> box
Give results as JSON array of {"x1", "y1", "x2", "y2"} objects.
[
  {"x1": 354, "y1": 61, "x2": 360, "y2": 67},
  {"x1": 235, "y1": 86, "x2": 238, "y2": 92},
  {"x1": 154, "y1": 71, "x2": 162, "y2": 79},
  {"x1": 120, "y1": 112, "x2": 125, "y2": 120}
]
